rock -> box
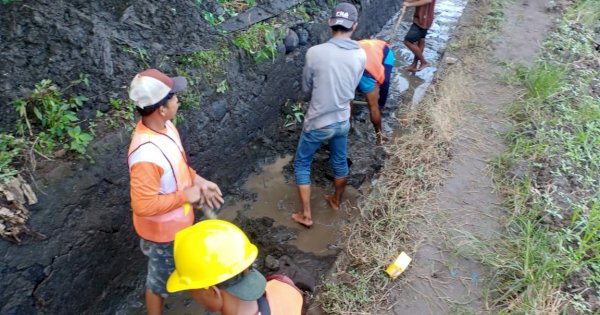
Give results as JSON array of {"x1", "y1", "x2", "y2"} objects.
[
  {"x1": 278, "y1": 255, "x2": 317, "y2": 292},
  {"x1": 444, "y1": 56, "x2": 458, "y2": 65},
  {"x1": 284, "y1": 29, "x2": 299, "y2": 53},
  {"x1": 277, "y1": 43, "x2": 286, "y2": 56},
  {"x1": 545, "y1": 0, "x2": 558, "y2": 11},
  {"x1": 265, "y1": 255, "x2": 280, "y2": 270},
  {"x1": 210, "y1": 100, "x2": 227, "y2": 121},
  {"x1": 296, "y1": 27, "x2": 309, "y2": 45}
]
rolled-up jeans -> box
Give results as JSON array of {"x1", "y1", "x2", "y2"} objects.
[{"x1": 294, "y1": 120, "x2": 350, "y2": 185}]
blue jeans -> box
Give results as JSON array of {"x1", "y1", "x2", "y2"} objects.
[{"x1": 294, "y1": 120, "x2": 350, "y2": 185}]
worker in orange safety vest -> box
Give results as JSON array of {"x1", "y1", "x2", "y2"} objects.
[
  {"x1": 167, "y1": 220, "x2": 304, "y2": 315},
  {"x1": 127, "y1": 68, "x2": 224, "y2": 315},
  {"x1": 357, "y1": 39, "x2": 395, "y2": 145}
]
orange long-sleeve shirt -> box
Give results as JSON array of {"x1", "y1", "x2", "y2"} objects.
[{"x1": 130, "y1": 162, "x2": 197, "y2": 217}]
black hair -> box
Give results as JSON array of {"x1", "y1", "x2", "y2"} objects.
[
  {"x1": 136, "y1": 92, "x2": 175, "y2": 117},
  {"x1": 331, "y1": 25, "x2": 353, "y2": 33}
]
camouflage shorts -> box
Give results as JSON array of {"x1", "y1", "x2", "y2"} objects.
[{"x1": 140, "y1": 239, "x2": 180, "y2": 298}]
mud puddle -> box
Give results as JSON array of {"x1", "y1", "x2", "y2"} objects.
[
  {"x1": 118, "y1": 0, "x2": 469, "y2": 313},
  {"x1": 219, "y1": 155, "x2": 359, "y2": 255}
]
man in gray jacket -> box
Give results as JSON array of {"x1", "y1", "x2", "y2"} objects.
[{"x1": 292, "y1": 2, "x2": 366, "y2": 228}]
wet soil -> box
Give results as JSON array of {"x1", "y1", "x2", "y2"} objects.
[{"x1": 388, "y1": 0, "x2": 556, "y2": 313}]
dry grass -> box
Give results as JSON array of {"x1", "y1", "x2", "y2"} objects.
[{"x1": 316, "y1": 66, "x2": 471, "y2": 314}]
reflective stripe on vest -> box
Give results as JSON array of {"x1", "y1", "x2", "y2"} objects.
[
  {"x1": 264, "y1": 279, "x2": 303, "y2": 315},
  {"x1": 358, "y1": 39, "x2": 389, "y2": 85},
  {"x1": 128, "y1": 121, "x2": 194, "y2": 243}
]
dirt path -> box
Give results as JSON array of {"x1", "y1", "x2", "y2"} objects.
[{"x1": 389, "y1": 0, "x2": 555, "y2": 313}]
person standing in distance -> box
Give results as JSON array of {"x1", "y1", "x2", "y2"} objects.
[{"x1": 402, "y1": 0, "x2": 436, "y2": 72}]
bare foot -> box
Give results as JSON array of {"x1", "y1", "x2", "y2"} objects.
[
  {"x1": 291, "y1": 213, "x2": 313, "y2": 228},
  {"x1": 417, "y1": 61, "x2": 429, "y2": 71},
  {"x1": 324, "y1": 195, "x2": 340, "y2": 210},
  {"x1": 402, "y1": 64, "x2": 418, "y2": 72},
  {"x1": 376, "y1": 133, "x2": 389, "y2": 145}
]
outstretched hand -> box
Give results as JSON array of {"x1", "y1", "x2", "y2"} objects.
[{"x1": 195, "y1": 176, "x2": 224, "y2": 209}]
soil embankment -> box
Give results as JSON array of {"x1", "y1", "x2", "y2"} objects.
[{"x1": 0, "y1": 1, "x2": 402, "y2": 314}]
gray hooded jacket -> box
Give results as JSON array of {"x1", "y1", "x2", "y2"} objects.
[{"x1": 302, "y1": 37, "x2": 366, "y2": 132}]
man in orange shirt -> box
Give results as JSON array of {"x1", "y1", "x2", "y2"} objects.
[
  {"x1": 357, "y1": 39, "x2": 394, "y2": 144},
  {"x1": 127, "y1": 69, "x2": 224, "y2": 315},
  {"x1": 402, "y1": 0, "x2": 436, "y2": 72}
]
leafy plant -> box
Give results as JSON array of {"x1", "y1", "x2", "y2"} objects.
[
  {"x1": 288, "y1": 4, "x2": 311, "y2": 22},
  {"x1": 283, "y1": 101, "x2": 305, "y2": 127},
  {"x1": 216, "y1": 80, "x2": 229, "y2": 94},
  {"x1": 202, "y1": 10, "x2": 225, "y2": 26},
  {"x1": 0, "y1": 134, "x2": 28, "y2": 183},
  {"x1": 99, "y1": 98, "x2": 136, "y2": 131},
  {"x1": 123, "y1": 46, "x2": 151, "y2": 69},
  {"x1": 14, "y1": 80, "x2": 93, "y2": 156},
  {"x1": 233, "y1": 22, "x2": 285, "y2": 63},
  {"x1": 178, "y1": 92, "x2": 200, "y2": 110}
]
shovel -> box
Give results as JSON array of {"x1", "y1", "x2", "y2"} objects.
[{"x1": 389, "y1": 6, "x2": 407, "y2": 44}]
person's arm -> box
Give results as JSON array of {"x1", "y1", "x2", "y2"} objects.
[
  {"x1": 193, "y1": 174, "x2": 224, "y2": 209},
  {"x1": 301, "y1": 49, "x2": 314, "y2": 96},
  {"x1": 130, "y1": 162, "x2": 199, "y2": 216},
  {"x1": 404, "y1": 0, "x2": 432, "y2": 7}
]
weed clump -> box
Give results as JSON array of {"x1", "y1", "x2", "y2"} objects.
[
  {"x1": 13, "y1": 79, "x2": 93, "y2": 156},
  {"x1": 234, "y1": 22, "x2": 285, "y2": 63}
]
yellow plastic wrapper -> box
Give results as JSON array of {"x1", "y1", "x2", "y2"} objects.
[{"x1": 386, "y1": 252, "x2": 412, "y2": 279}]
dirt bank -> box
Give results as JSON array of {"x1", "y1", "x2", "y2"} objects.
[{"x1": 0, "y1": 1, "x2": 403, "y2": 314}]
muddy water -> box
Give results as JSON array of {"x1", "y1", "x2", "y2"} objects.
[
  {"x1": 218, "y1": 156, "x2": 359, "y2": 255},
  {"x1": 119, "y1": 0, "x2": 468, "y2": 313}
]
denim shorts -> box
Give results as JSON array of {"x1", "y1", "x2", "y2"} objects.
[
  {"x1": 140, "y1": 239, "x2": 179, "y2": 298},
  {"x1": 294, "y1": 120, "x2": 350, "y2": 185}
]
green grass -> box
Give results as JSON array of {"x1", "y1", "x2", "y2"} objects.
[
  {"x1": 177, "y1": 45, "x2": 230, "y2": 95},
  {"x1": 122, "y1": 46, "x2": 151, "y2": 69},
  {"x1": 233, "y1": 22, "x2": 285, "y2": 63},
  {"x1": 0, "y1": 134, "x2": 27, "y2": 183},
  {"x1": 487, "y1": 1, "x2": 600, "y2": 313}
]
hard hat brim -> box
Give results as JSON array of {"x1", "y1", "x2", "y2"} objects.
[{"x1": 221, "y1": 268, "x2": 267, "y2": 301}]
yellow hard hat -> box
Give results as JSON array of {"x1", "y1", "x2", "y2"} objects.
[{"x1": 166, "y1": 220, "x2": 258, "y2": 293}]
